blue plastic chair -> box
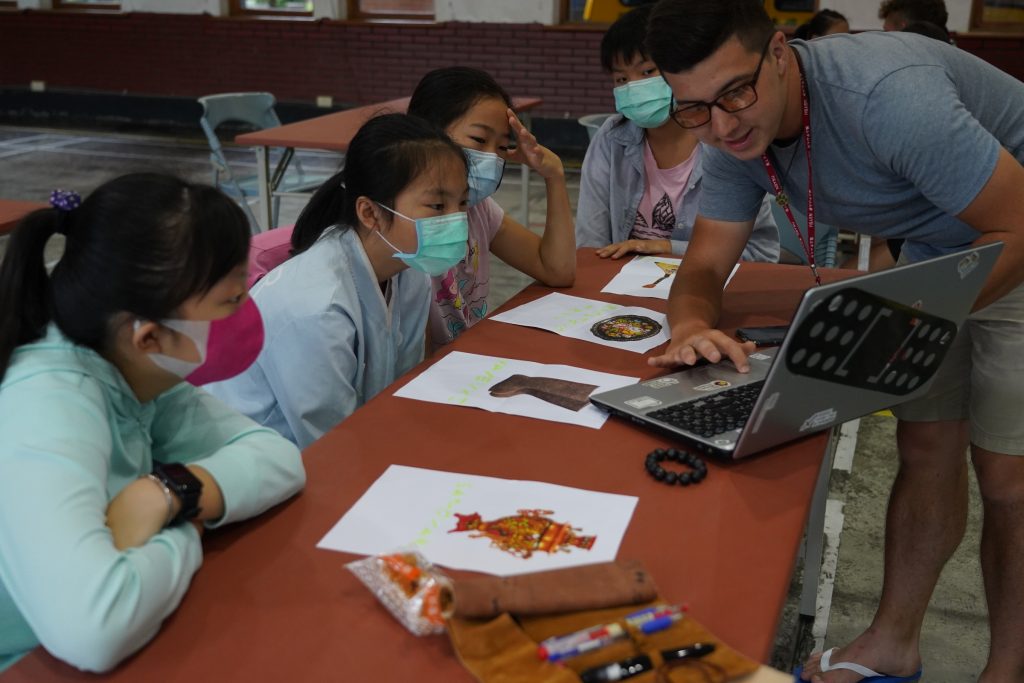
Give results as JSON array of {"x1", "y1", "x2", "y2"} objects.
[
  {"x1": 577, "y1": 113, "x2": 616, "y2": 143},
  {"x1": 199, "y1": 92, "x2": 327, "y2": 232},
  {"x1": 770, "y1": 201, "x2": 838, "y2": 268}
]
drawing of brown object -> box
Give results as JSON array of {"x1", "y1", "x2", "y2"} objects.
[
  {"x1": 488, "y1": 374, "x2": 599, "y2": 411},
  {"x1": 643, "y1": 260, "x2": 679, "y2": 288}
]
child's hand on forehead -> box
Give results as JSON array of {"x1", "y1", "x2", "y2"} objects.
[{"x1": 505, "y1": 108, "x2": 564, "y2": 180}]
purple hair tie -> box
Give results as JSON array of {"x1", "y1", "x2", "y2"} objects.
[{"x1": 49, "y1": 189, "x2": 82, "y2": 212}]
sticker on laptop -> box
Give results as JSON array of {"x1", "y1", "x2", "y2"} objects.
[
  {"x1": 590, "y1": 315, "x2": 662, "y2": 342},
  {"x1": 625, "y1": 396, "x2": 662, "y2": 410},
  {"x1": 644, "y1": 376, "x2": 679, "y2": 389},
  {"x1": 800, "y1": 407, "x2": 838, "y2": 432},
  {"x1": 750, "y1": 352, "x2": 772, "y2": 361},
  {"x1": 957, "y1": 251, "x2": 979, "y2": 279},
  {"x1": 694, "y1": 380, "x2": 731, "y2": 392}
]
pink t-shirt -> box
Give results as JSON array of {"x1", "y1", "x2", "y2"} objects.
[
  {"x1": 629, "y1": 141, "x2": 698, "y2": 241},
  {"x1": 429, "y1": 197, "x2": 505, "y2": 345}
]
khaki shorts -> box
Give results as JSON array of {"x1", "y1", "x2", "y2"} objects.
[{"x1": 892, "y1": 279, "x2": 1024, "y2": 455}]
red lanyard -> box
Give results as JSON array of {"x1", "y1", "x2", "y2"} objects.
[{"x1": 760, "y1": 69, "x2": 820, "y2": 286}]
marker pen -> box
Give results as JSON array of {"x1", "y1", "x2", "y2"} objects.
[
  {"x1": 661, "y1": 642, "x2": 715, "y2": 662},
  {"x1": 579, "y1": 655, "x2": 653, "y2": 683},
  {"x1": 623, "y1": 603, "x2": 686, "y2": 629},
  {"x1": 538, "y1": 623, "x2": 623, "y2": 660},
  {"x1": 638, "y1": 610, "x2": 684, "y2": 635},
  {"x1": 545, "y1": 623, "x2": 626, "y2": 663}
]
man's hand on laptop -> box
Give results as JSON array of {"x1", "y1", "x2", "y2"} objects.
[{"x1": 649, "y1": 325, "x2": 756, "y2": 372}]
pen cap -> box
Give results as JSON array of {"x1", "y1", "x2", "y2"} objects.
[
  {"x1": 661, "y1": 642, "x2": 715, "y2": 662},
  {"x1": 580, "y1": 654, "x2": 653, "y2": 683}
]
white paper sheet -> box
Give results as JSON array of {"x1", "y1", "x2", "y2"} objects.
[
  {"x1": 318, "y1": 465, "x2": 638, "y2": 576},
  {"x1": 393, "y1": 351, "x2": 637, "y2": 429},
  {"x1": 600, "y1": 256, "x2": 740, "y2": 299},
  {"x1": 490, "y1": 292, "x2": 668, "y2": 353}
]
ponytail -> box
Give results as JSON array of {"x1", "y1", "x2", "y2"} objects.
[
  {"x1": 0, "y1": 209, "x2": 63, "y2": 381},
  {"x1": 291, "y1": 169, "x2": 349, "y2": 255},
  {"x1": 290, "y1": 113, "x2": 467, "y2": 256},
  {"x1": 0, "y1": 173, "x2": 251, "y2": 384}
]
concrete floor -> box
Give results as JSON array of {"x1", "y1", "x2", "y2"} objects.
[{"x1": 0, "y1": 124, "x2": 991, "y2": 680}]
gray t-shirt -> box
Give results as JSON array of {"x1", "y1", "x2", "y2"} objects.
[{"x1": 700, "y1": 31, "x2": 1024, "y2": 262}]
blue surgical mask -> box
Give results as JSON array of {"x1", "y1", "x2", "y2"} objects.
[
  {"x1": 376, "y1": 204, "x2": 469, "y2": 277},
  {"x1": 464, "y1": 148, "x2": 506, "y2": 207},
  {"x1": 613, "y1": 76, "x2": 673, "y2": 129}
]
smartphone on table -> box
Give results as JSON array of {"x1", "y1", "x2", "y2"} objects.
[{"x1": 735, "y1": 325, "x2": 789, "y2": 347}]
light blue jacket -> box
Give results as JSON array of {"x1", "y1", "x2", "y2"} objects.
[
  {"x1": 206, "y1": 227, "x2": 430, "y2": 449},
  {"x1": 575, "y1": 114, "x2": 780, "y2": 262},
  {"x1": 0, "y1": 326, "x2": 305, "y2": 673}
]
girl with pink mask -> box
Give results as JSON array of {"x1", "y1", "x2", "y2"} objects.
[{"x1": 0, "y1": 173, "x2": 305, "y2": 673}]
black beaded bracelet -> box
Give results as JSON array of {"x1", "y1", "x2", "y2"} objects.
[{"x1": 645, "y1": 448, "x2": 708, "y2": 486}]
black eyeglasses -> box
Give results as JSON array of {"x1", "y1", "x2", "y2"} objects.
[{"x1": 670, "y1": 35, "x2": 775, "y2": 129}]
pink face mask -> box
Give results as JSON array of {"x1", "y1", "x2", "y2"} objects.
[
  {"x1": 140, "y1": 297, "x2": 264, "y2": 385},
  {"x1": 185, "y1": 297, "x2": 265, "y2": 386}
]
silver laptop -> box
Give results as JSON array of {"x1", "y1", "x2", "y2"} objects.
[{"x1": 590, "y1": 243, "x2": 1002, "y2": 459}]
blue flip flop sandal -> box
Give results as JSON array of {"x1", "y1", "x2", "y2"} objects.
[{"x1": 793, "y1": 647, "x2": 922, "y2": 682}]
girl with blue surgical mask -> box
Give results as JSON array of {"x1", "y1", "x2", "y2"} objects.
[
  {"x1": 205, "y1": 113, "x2": 470, "y2": 448},
  {"x1": 408, "y1": 67, "x2": 576, "y2": 346},
  {"x1": 575, "y1": 5, "x2": 779, "y2": 263}
]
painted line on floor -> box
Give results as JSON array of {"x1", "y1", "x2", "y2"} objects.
[
  {"x1": 833, "y1": 418, "x2": 859, "y2": 473},
  {"x1": 0, "y1": 138, "x2": 84, "y2": 159},
  {"x1": 814, "y1": 497, "x2": 846, "y2": 652},
  {"x1": 811, "y1": 418, "x2": 859, "y2": 651},
  {"x1": 0, "y1": 133, "x2": 58, "y2": 147}
]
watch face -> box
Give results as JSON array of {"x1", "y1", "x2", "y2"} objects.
[
  {"x1": 158, "y1": 463, "x2": 200, "y2": 490},
  {"x1": 153, "y1": 463, "x2": 203, "y2": 523}
]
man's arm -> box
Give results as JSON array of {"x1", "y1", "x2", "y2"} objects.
[
  {"x1": 959, "y1": 148, "x2": 1024, "y2": 310},
  {"x1": 649, "y1": 215, "x2": 757, "y2": 370}
]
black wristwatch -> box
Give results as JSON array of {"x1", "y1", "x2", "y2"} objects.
[{"x1": 151, "y1": 462, "x2": 203, "y2": 525}]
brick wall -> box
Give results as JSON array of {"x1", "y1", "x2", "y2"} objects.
[
  {"x1": 953, "y1": 34, "x2": 1024, "y2": 81},
  {"x1": 0, "y1": 12, "x2": 613, "y2": 118},
  {"x1": 0, "y1": 12, "x2": 1021, "y2": 120}
]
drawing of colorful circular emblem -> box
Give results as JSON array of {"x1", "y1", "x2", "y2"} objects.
[{"x1": 591, "y1": 315, "x2": 662, "y2": 342}]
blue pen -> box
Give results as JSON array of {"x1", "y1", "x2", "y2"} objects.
[
  {"x1": 626, "y1": 604, "x2": 685, "y2": 629},
  {"x1": 639, "y1": 611, "x2": 684, "y2": 635}
]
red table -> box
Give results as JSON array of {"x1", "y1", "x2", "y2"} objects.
[
  {"x1": 236, "y1": 95, "x2": 544, "y2": 231},
  {"x1": 0, "y1": 199, "x2": 46, "y2": 235},
  {"x1": 7, "y1": 252, "x2": 855, "y2": 681}
]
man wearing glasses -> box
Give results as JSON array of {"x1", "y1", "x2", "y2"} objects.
[{"x1": 645, "y1": 1, "x2": 1024, "y2": 682}]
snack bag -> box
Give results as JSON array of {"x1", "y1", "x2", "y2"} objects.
[{"x1": 346, "y1": 550, "x2": 454, "y2": 636}]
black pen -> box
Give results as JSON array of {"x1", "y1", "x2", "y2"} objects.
[
  {"x1": 579, "y1": 654, "x2": 653, "y2": 683},
  {"x1": 661, "y1": 641, "x2": 715, "y2": 662}
]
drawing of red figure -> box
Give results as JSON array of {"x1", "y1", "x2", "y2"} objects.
[{"x1": 449, "y1": 509, "x2": 596, "y2": 559}]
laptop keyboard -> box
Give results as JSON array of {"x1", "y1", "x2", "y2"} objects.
[{"x1": 648, "y1": 381, "x2": 766, "y2": 438}]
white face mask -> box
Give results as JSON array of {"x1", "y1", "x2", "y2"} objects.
[{"x1": 135, "y1": 318, "x2": 210, "y2": 379}]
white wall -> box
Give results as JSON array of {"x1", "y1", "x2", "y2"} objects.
[
  {"x1": 827, "y1": 0, "x2": 971, "y2": 33},
  {"x1": 313, "y1": 0, "x2": 345, "y2": 20},
  {"x1": 16, "y1": 0, "x2": 224, "y2": 10},
  {"x1": 14, "y1": 0, "x2": 550, "y2": 21},
  {"x1": 434, "y1": 0, "x2": 558, "y2": 23},
  {"x1": 10, "y1": 0, "x2": 974, "y2": 30}
]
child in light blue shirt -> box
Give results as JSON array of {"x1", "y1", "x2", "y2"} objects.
[
  {"x1": 206, "y1": 114, "x2": 471, "y2": 448},
  {"x1": 0, "y1": 174, "x2": 305, "y2": 672}
]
